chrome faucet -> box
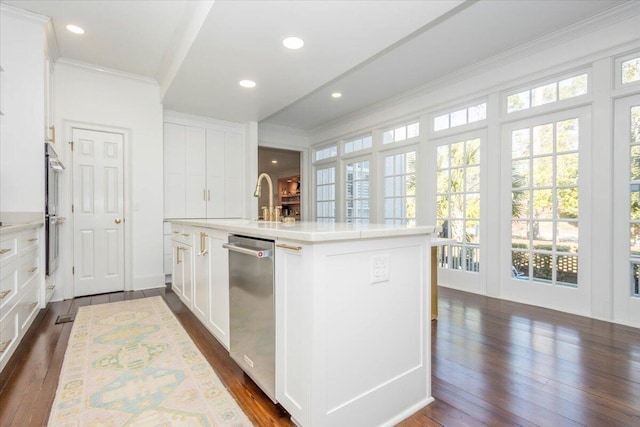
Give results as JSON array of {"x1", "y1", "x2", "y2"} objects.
[{"x1": 254, "y1": 172, "x2": 275, "y2": 221}]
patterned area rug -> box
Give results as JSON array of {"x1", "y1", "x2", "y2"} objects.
[{"x1": 48, "y1": 296, "x2": 253, "y2": 426}]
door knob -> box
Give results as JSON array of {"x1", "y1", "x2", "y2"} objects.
[{"x1": 115, "y1": 218, "x2": 122, "y2": 224}]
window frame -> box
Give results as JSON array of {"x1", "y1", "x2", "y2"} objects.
[
  {"x1": 379, "y1": 144, "x2": 419, "y2": 226},
  {"x1": 615, "y1": 51, "x2": 640, "y2": 89},
  {"x1": 344, "y1": 154, "x2": 373, "y2": 224}
]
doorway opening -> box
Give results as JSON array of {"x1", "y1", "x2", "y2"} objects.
[{"x1": 257, "y1": 147, "x2": 302, "y2": 220}]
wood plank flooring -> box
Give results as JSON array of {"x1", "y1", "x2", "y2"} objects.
[{"x1": 1, "y1": 286, "x2": 639, "y2": 426}]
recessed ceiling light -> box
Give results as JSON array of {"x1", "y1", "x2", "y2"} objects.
[
  {"x1": 66, "y1": 24, "x2": 85, "y2": 35},
  {"x1": 331, "y1": 92, "x2": 342, "y2": 98},
  {"x1": 239, "y1": 79, "x2": 256, "y2": 88},
  {"x1": 283, "y1": 36, "x2": 304, "y2": 50},
  {"x1": 271, "y1": 160, "x2": 278, "y2": 164}
]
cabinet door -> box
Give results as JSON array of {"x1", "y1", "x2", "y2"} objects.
[
  {"x1": 181, "y1": 244, "x2": 193, "y2": 308},
  {"x1": 206, "y1": 129, "x2": 226, "y2": 218},
  {"x1": 207, "y1": 231, "x2": 230, "y2": 349},
  {"x1": 185, "y1": 126, "x2": 206, "y2": 218},
  {"x1": 164, "y1": 123, "x2": 186, "y2": 218},
  {"x1": 193, "y1": 231, "x2": 210, "y2": 322},
  {"x1": 224, "y1": 132, "x2": 244, "y2": 218},
  {"x1": 171, "y1": 239, "x2": 184, "y2": 295}
]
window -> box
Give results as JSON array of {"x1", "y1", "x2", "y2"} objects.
[
  {"x1": 510, "y1": 117, "x2": 579, "y2": 286},
  {"x1": 384, "y1": 151, "x2": 416, "y2": 225},
  {"x1": 315, "y1": 145, "x2": 337, "y2": 161},
  {"x1": 506, "y1": 73, "x2": 588, "y2": 114},
  {"x1": 345, "y1": 159, "x2": 370, "y2": 224},
  {"x1": 629, "y1": 105, "x2": 640, "y2": 296},
  {"x1": 316, "y1": 166, "x2": 336, "y2": 223},
  {"x1": 383, "y1": 121, "x2": 419, "y2": 144},
  {"x1": 344, "y1": 135, "x2": 372, "y2": 154},
  {"x1": 622, "y1": 56, "x2": 640, "y2": 85},
  {"x1": 433, "y1": 103, "x2": 486, "y2": 132},
  {"x1": 437, "y1": 138, "x2": 481, "y2": 272}
]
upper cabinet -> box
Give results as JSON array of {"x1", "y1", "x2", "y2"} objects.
[{"x1": 164, "y1": 116, "x2": 246, "y2": 219}]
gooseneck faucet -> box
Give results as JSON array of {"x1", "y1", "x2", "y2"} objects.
[{"x1": 254, "y1": 172, "x2": 275, "y2": 221}]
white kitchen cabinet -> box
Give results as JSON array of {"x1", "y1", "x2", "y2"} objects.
[
  {"x1": 171, "y1": 225, "x2": 193, "y2": 308},
  {"x1": 0, "y1": 225, "x2": 43, "y2": 373},
  {"x1": 163, "y1": 119, "x2": 245, "y2": 220},
  {"x1": 190, "y1": 226, "x2": 230, "y2": 349}
]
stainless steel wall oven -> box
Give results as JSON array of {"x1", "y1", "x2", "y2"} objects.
[{"x1": 45, "y1": 143, "x2": 65, "y2": 276}]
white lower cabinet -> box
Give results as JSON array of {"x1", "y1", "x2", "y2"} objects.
[
  {"x1": 171, "y1": 225, "x2": 193, "y2": 308},
  {"x1": 194, "y1": 228, "x2": 230, "y2": 349},
  {"x1": 0, "y1": 225, "x2": 43, "y2": 373},
  {"x1": 172, "y1": 224, "x2": 230, "y2": 349}
]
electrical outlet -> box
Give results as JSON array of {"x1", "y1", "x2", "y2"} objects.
[{"x1": 371, "y1": 254, "x2": 390, "y2": 283}]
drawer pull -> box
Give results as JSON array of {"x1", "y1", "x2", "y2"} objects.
[
  {"x1": 276, "y1": 243, "x2": 302, "y2": 251},
  {"x1": 173, "y1": 231, "x2": 180, "y2": 234},
  {"x1": 28, "y1": 302, "x2": 38, "y2": 310},
  {"x1": 0, "y1": 248, "x2": 10, "y2": 255},
  {"x1": 181, "y1": 233, "x2": 190, "y2": 237},
  {"x1": 28, "y1": 267, "x2": 38, "y2": 273},
  {"x1": 0, "y1": 289, "x2": 11, "y2": 299},
  {"x1": 47, "y1": 285, "x2": 55, "y2": 290},
  {"x1": 28, "y1": 238, "x2": 37, "y2": 242},
  {"x1": 0, "y1": 339, "x2": 12, "y2": 353}
]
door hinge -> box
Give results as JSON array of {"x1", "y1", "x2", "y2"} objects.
[
  {"x1": 68, "y1": 141, "x2": 74, "y2": 151},
  {"x1": 72, "y1": 266, "x2": 75, "y2": 275}
]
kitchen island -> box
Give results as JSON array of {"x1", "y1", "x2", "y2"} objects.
[{"x1": 169, "y1": 219, "x2": 437, "y2": 427}]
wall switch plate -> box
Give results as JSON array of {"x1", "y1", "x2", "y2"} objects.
[{"x1": 371, "y1": 254, "x2": 390, "y2": 283}]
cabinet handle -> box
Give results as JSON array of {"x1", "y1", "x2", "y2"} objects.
[
  {"x1": 0, "y1": 289, "x2": 11, "y2": 299},
  {"x1": 203, "y1": 189, "x2": 206, "y2": 201},
  {"x1": 276, "y1": 243, "x2": 302, "y2": 251},
  {"x1": 207, "y1": 190, "x2": 211, "y2": 201},
  {"x1": 176, "y1": 246, "x2": 182, "y2": 265},
  {"x1": 47, "y1": 285, "x2": 55, "y2": 290},
  {"x1": 28, "y1": 267, "x2": 38, "y2": 273},
  {"x1": 0, "y1": 248, "x2": 10, "y2": 255},
  {"x1": 28, "y1": 302, "x2": 38, "y2": 310},
  {"x1": 173, "y1": 231, "x2": 180, "y2": 234},
  {"x1": 28, "y1": 238, "x2": 37, "y2": 242},
  {"x1": 182, "y1": 233, "x2": 190, "y2": 237},
  {"x1": 199, "y1": 232, "x2": 208, "y2": 256},
  {"x1": 0, "y1": 339, "x2": 12, "y2": 353}
]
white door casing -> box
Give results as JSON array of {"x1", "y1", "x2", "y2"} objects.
[{"x1": 72, "y1": 128, "x2": 125, "y2": 296}]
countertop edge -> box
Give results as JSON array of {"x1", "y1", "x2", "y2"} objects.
[{"x1": 167, "y1": 219, "x2": 438, "y2": 243}]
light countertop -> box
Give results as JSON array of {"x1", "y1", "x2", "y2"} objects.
[
  {"x1": 169, "y1": 218, "x2": 439, "y2": 243},
  {"x1": 0, "y1": 212, "x2": 44, "y2": 234}
]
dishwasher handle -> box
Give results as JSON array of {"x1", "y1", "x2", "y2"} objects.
[{"x1": 222, "y1": 242, "x2": 273, "y2": 259}]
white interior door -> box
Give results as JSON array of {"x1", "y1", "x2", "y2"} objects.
[{"x1": 72, "y1": 128, "x2": 125, "y2": 296}]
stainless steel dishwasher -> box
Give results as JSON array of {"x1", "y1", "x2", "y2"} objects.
[{"x1": 223, "y1": 234, "x2": 276, "y2": 402}]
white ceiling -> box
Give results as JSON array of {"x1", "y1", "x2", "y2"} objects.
[{"x1": 1, "y1": 0, "x2": 629, "y2": 130}]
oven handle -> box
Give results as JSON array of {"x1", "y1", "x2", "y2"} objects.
[{"x1": 222, "y1": 243, "x2": 272, "y2": 259}]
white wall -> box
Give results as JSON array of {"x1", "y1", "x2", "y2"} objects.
[
  {"x1": 0, "y1": 7, "x2": 46, "y2": 214},
  {"x1": 54, "y1": 61, "x2": 164, "y2": 299}
]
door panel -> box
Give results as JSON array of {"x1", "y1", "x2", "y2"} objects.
[{"x1": 73, "y1": 128, "x2": 124, "y2": 296}]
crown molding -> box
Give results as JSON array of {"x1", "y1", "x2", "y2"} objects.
[
  {"x1": 56, "y1": 58, "x2": 158, "y2": 85},
  {"x1": 309, "y1": 1, "x2": 640, "y2": 137},
  {"x1": 0, "y1": 3, "x2": 49, "y2": 24},
  {"x1": 163, "y1": 109, "x2": 246, "y2": 131}
]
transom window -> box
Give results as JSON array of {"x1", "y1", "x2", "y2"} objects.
[
  {"x1": 622, "y1": 56, "x2": 640, "y2": 85},
  {"x1": 506, "y1": 73, "x2": 588, "y2": 114},
  {"x1": 344, "y1": 135, "x2": 372, "y2": 154},
  {"x1": 316, "y1": 166, "x2": 336, "y2": 223},
  {"x1": 510, "y1": 117, "x2": 580, "y2": 286},
  {"x1": 434, "y1": 103, "x2": 486, "y2": 132},
  {"x1": 345, "y1": 159, "x2": 370, "y2": 224},
  {"x1": 383, "y1": 121, "x2": 419, "y2": 144},
  {"x1": 315, "y1": 145, "x2": 337, "y2": 161},
  {"x1": 384, "y1": 151, "x2": 416, "y2": 225},
  {"x1": 437, "y1": 138, "x2": 481, "y2": 272}
]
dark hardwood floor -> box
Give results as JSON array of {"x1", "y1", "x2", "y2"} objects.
[{"x1": 1, "y1": 286, "x2": 639, "y2": 426}]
